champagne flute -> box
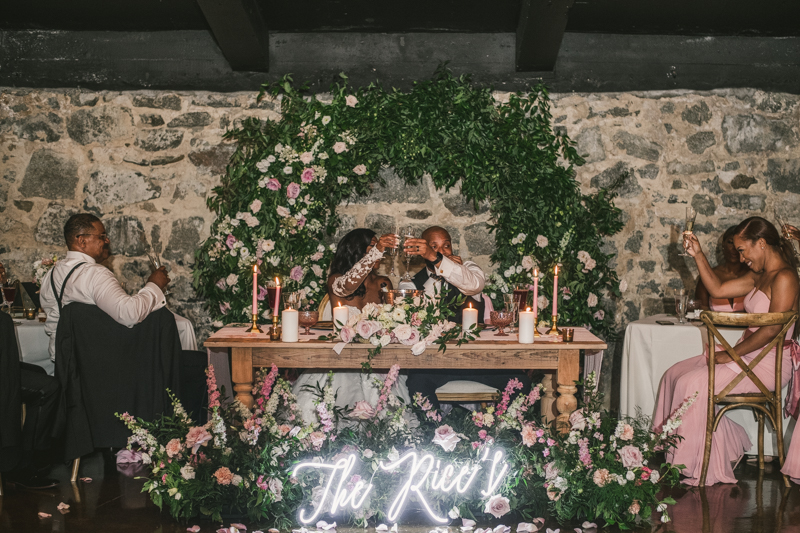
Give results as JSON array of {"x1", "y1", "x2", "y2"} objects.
[
  {"x1": 141, "y1": 235, "x2": 170, "y2": 296},
  {"x1": 386, "y1": 225, "x2": 399, "y2": 277},
  {"x1": 401, "y1": 226, "x2": 415, "y2": 282},
  {"x1": 679, "y1": 206, "x2": 697, "y2": 257},
  {"x1": 776, "y1": 214, "x2": 800, "y2": 258}
]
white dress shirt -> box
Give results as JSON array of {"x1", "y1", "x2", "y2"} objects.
[
  {"x1": 39, "y1": 251, "x2": 167, "y2": 361},
  {"x1": 422, "y1": 255, "x2": 485, "y2": 300}
]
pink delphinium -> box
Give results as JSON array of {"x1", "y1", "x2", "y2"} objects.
[
  {"x1": 254, "y1": 364, "x2": 278, "y2": 409},
  {"x1": 373, "y1": 364, "x2": 400, "y2": 416},
  {"x1": 578, "y1": 437, "x2": 592, "y2": 468},
  {"x1": 317, "y1": 403, "x2": 335, "y2": 433},
  {"x1": 496, "y1": 378, "x2": 523, "y2": 415},
  {"x1": 206, "y1": 365, "x2": 221, "y2": 409},
  {"x1": 412, "y1": 392, "x2": 441, "y2": 422}
]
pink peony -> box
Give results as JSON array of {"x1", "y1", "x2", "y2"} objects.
[
  {"x1": 333, "y1": 141, "x2": 347, "y2": 154},
  {"x1": 165, "y1": 438, "x2": 183, "y2": 458},
  {"x1": 287, "y1": 182, "x2": 301, "y2": 199},
  {"x1": 301, "y1": 168, "x2": 315, "y2": 183},
  {"x1": 213, "y1": 467, "x2": 234, "y2": 485},
  {"x1": 185, "y1": 427, "x2": 212, "y2": 454},
  {"x1": 290, "y1": 265, "x2": 304, "y2": 281},
  {"x1": 353, "y1": 164, "x2": 367, "y2": 175},
  {"x1": 619, "y1": 445, "x2": 644, "y2": 468},
  {"x1": 309, "y1": 431, "x2": 326, "y2": 450},
  {"x1": 339, "y1": 325, "x2": 355, "y2": 343},
  {"x1": 593, "y1": 468, "x2": 610, "y2": 487},
  {"x1": 266, "y1": 178, "x2": 281, "y2": 191},
  {"x1": 521, "y1": 424, "x2": 537, "y2": 447},
  {"x1": 345, "y1": 95, "x2": 358, "y2": 107},
  {"x1": 350, "y1": 401, "x2": 376, "y2": 420},
  {"x1": 432, "y1": 424, "x2": 461, "y2": 452},
  {"x1": 484, "y1": 494, "x2": 511, "y2": 518},
  {"x1": 225, "y1": 234, "x2": 237, "y2": 249},
  {"x1": 620, "y1": 423, "x2": 635, "y2": 441}
]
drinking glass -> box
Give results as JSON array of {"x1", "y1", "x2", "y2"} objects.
[
  {"x1": 675, "y1": 294, "x2": 688, "y2": 323},
  {"x1": 400, "y1": 226, "x2": 415, "y2": 282},
  {"x1": 298, "y1": 310, "x2": 319, "y2": 335},
  {"x1": 146, "y1": 248, "x2": 170, "y2": 295},
  {"x1": 386, "y1": 225, "x2": 399, "y2": 277},
  {"x1": 776, "y1": 214, "x2": 800, "y2": 258},
  {"x1": 679, "y1": 206, "x2": 697, "y2": 257}
]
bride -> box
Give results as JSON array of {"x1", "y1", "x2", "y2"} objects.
[{"x1": 292, "y1": 228, "x2": 411, "y2": 425}]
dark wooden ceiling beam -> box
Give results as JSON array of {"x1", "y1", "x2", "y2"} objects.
[
  {"x1": 516, "y1": 0, "x2": 575, "y2": 72},
  {"x1": 195, "y1": 0, "x2": 268, "y2": 71}
]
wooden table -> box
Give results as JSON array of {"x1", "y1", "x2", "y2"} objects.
[{"x1": 204, "y1": 327, "x2": 607, "y2": 428}]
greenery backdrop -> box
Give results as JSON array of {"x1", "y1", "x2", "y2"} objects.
[{"x1": 193, "y1": 69, "x2": 625, "y2": 337}]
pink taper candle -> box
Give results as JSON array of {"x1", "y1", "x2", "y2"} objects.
[
  {"x1": 252, "y1": 265, "x2": 258, "y2": 315},
  {"x1": 533, "y1": 268, "x2": 539, "y2": 321},
  {"x1": 273, "y1": 277, "x2": 281, "y2": 316},
  {"x1": 552, "y1": 264, "x2": 559, "y2": 316}
]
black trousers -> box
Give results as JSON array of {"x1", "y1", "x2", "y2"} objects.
[
  {"x1": 19, "y1": 362, "x2": 59, "y2": 468},
  {"x1": 406, "y1": 369, "x2": 531, "y2": 409}
]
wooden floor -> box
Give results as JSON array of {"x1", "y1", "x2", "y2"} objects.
[{"x1": 1, "y1": 452, "x2": 799, "y2": 532}]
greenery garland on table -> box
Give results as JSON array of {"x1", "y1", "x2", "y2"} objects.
[{"x1": 193, "y1": 69, "x2": 625, "y2": 337}]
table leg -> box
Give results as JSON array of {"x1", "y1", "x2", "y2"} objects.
[
  {"x1": 540, "y1": 372, "x2": 556, "y2": 422},
  {"x1": 232, "y1": 347, "x2": 255, "y2": 408},
  {"x1": 555, "y1": 349, "x2": 580, "y2": 433}
]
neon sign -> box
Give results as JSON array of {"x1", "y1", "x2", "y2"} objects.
[{"x1": 291, "y1": 447, "x2": 510, "y2": 525}]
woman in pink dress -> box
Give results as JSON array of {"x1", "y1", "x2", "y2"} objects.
[
  {"x1": 654, "y1": 217, "x2": 800, "y2": 486},
  {"x1": 696, "y1": 225, "x2": 749, "y2": 312}
]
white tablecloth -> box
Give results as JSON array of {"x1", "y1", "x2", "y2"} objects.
[
  {"x1": 621, "y1": 313, "x2": 793, "y2": 456},
  {"x1": 15, "y1": 311, "x2": 198, "y2": 375}
]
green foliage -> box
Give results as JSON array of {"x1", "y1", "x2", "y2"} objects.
[{"x1": 194, "y1": 69, "x2": 623, "y2": 336}]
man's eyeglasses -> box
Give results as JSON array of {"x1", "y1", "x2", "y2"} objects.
[{"x1": 77, "y1": 233, "x2": 109, "y2": 241}]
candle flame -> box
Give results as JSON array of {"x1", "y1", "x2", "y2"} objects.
[
  {"x1": 275, "y1": 277, "x2": 280, "y2": 286},
  {"x1": 253, "y1": 264, "x2": 258, "y2": 273},
  {"x1": 468, "y1": 302, "x2": 472, "y2": 309},
  {"x1": 554, "y1": 265, "x2": 559, "y2": 276},
  {"x1": 337, "y1": 301, "x2": 341, "y2": 307},
  {"x1": 527, "y1": 307, "x2": 531, "y2": 311},
  {"x1": 534, "y1": 268, "x2": 538, "y2": 277}
]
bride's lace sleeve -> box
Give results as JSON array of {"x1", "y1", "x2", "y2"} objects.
[{"x1": 331, "y1": 246, "x2": 385, "y2": 298}]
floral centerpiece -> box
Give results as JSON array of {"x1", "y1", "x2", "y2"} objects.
[
  {"x1": 120, "y1": 368, "x2": 689, "y2": 530},
  {"x1": 33, "y1": 254, "x2": 60, "y2": 286}
]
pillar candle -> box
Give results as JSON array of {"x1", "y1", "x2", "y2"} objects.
[
  {"x1": 462, "y1": 302, "x2": 478, "y2": 332},
  {"x1": 552, "y1": 264, "x2": 559, "y2": 316},
  {"x1": 532, "y1": 268, "x2": 539, "y2": 322},
  {"x1": 281, "y1": 308, "x2": 299, "y2": 342},
  {"x1": 252, "y1": 265, "x2": 258, "y2": 316},
  {"x1": 333, "y1": 302, "x2": 349, "y2": 332},
  {"x1": 273, "y1": 277, "x2": 281, "y2": 317},
  {"x1": 519, "y1": 307, "x2": 535, "y2": 344}
]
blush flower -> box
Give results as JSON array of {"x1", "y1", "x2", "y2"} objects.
[
  {"x1": 432, "y1": 424, "x2": 461, "y2": 452},
  {"x1": 345, "y1": 95, "x2": 358, "y2": 107},
  {"x1": 299, "y1": 151, "x2": 314, "y2": 164},
  {"x1": 339, "y1": 325, "x2": 356, "y2": 343},
  {"x1": 619, "y1": 445, "x2": 644, "y2": 468},
  {"x1": 250, "y1": 199, "x2": 262, "y2": 213},
  {"x1": 287, "y1": 182, "x2": 301, "y2": 199},
  {"x1": 213, "y1": 467, "x2": 234, "y2": 485},
  {"x1": 333, "y1": 141, "x2": 347, "y2": 154},
  {"x1": 301, "y1": 168, "x2": 315, "y2": 183},
  {"x1": 185, "y1": 427, "x2": 212, "y2": 454},
  {"x1": 521, "y1": 424, "x2": 537, "y2": 447},
  {"x1": 628, "y1": 500, "x2": 641, "y2": 515},
  {"x1": 587, "y1": 293, "x2": 598, "y2": 307},
  {"x1": 536, "y1": 235, "x2": 548, "y2": 248},
  {"x1": 594, "y1": 309, "x2": 605, "y2": 320},
  {"x1": 309, "y1": 431, "x2": 326, "y2": 450},
  {"x1": 569, "y1": 409, "x2": 586, "y2": 431},
  {"x1": 484, "y1": 494, "x2": 511, "y2": 518},
  {"x1": 593, "y1": 468, "x2": 610, "y2": 487},
  {"x1": 290, "y1": 265, "x2": 304, "y2": 282},
  {"x1": 276, "y1": 206, "x2": 291, "y2": 217},
  {"x1": 350, "y1": 401, "x2": 376, "y2": 419},
  {"x1": 353, "y1": 164, "x2": 367, "y2": 175},
  {"x1": 165, "y1": 438, "x2": 183, "y2": 458},
  {"x1": 266, "y1": 178, "x2": 281, "y2": 191}
]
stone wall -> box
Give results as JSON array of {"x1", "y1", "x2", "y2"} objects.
[{"x1": 1, "y1": 87, "x2": 798, "y2": 383}]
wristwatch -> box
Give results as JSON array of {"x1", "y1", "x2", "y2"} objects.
[{"x1": 426, "y1": 252, "x2": 444, "y2": 270}]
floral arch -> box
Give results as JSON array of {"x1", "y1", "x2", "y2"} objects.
[{"x1": 194, "y1": 70, "x2": 625, "y2": 337}]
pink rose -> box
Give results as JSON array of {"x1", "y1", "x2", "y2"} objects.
[
  {"x1": 356, "y1": 320, "x2": 381, "y2": 339},
  {"x1": 339, "y1": 326, "x2": 355, "y2": 343},
  {"x1": 225, "y1": 234, "x2": 237, "y2": 249},
  {"x1": 301, "y1": 168, "x2": 315, "y2": 183},
  {"x1": 300, "y1": 151, "x2": 314, "y2": 164},
  {"x1": 266, "y1": 178, "x2": 281, "y2": 191},
  {"x1": 333, "y1": 141, "x2": 347, "y2": 154},
  {"x1": 619, "y1": 445, "x2": 644, "y2": 468},
  {"x1": 521, "y1": 424, "x2": 536, "y2": 447},
  {"x1": 350, "y1": 401, "x2": 376, "y2": 419},
  {"x1": 290, "y1": 265, "x2": 304, "y2": 282},
  {"x1": 185, "y1": 427, "x2": 212, "y2": 454},
  {"x1": 287, "y1": 182, "x2": 301, "y2": 199},
  {"x1": 345, "y1": 95, "x2": 358, "y2": 107},
  {"x1": 213, "y1": 467, "x2": 234, "y2": 485},
  {"x1": 165, "y1": 438, "x2": 183, "y2": 458},
  {"x1": 309, "y1": 431, "x2": 326, "y2": 450},
  {"x1": 400, "y1": 327, "x2": 420, "y2": 345},
  {"x1": 353, "y1": 164, "x2": 367, "y2": 175},
  {"x1": 256, "y1": 475, "x2": 268, "y2": 490},
  {"x1": 628, "y1": 500, "x2": 640, "y2": 515},
  {"x1": 432, "y1": 424, "x2": 461, "y2": 452},
  {"x1": 310, "y1": 251, "x2": 324, "y2": 261},
  {"x1": 484, "y1": 494, "x2": 511, "y2": 518}
]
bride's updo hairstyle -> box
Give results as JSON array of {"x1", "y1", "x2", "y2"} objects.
[
  {"x1": 329, "y1": 228, "x2": 377, "y2": 298},
  {"x1": 734, "y1": 216, "x2": 798, "y2": 272}
]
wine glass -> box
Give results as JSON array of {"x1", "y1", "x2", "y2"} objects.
[
  {"x1": 298, "y1": 310, "x2": 319, "y2": 335},
  {"x1": 0, "y1": 280, "x2": 13, "y2": 314},
  {"x1": 146, "y1": 248, "x2": 170, "y2": 296},
  {"x1": 489, "y1": 310, "x2": 514, "y2": 337},
  {"x1": 400, "y1": 226, "x2": 415, "y2": 282},
  {"x1": 675, "y1": 294, "x2": 688, "y2": 324},
  {"x1": 503, "y1": 293, "x2": 518, "y2": 333},
  {"x1": 679, "y1": 206, "x2": 697, "y2": 257}
]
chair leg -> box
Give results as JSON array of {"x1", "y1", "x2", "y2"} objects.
[
  {"x1": 70, "y1": 458, "x2": 81, "y2": 483},
  {"x1": 757, "y1": 411, "x2": 765, "y2": 470},
  {"x1": 700, "y1": 413, "x2": 716, "y2": 487},
  {"x1": 0, "y1": 472, "x2": 3, "y2": 497},
  {"x1": 773, "y1": 403, "x2": 791, "y2": 488}
]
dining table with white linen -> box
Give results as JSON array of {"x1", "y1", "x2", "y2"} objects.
[{"x1": 620, "y1": 313, "x2": 794, "y2": 456}]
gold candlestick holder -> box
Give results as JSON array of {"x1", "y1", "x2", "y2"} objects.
[
  {"x1": 270, "y1": 314, "x2": 281, "y2": 341},
  {"x1": 548, "y1": 314, "x2": 561, "y2": 336},
  {"x1": 248, "y1": 312, "x2": 263, "y2": 333},
  {"x1": 534, "y1": 315, "x2": 541, "y2": 337}
]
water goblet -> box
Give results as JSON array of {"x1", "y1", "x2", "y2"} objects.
[
  {"x1": 298, "y1": 310, "x2": 319, "y2": 335},
  {"x1": 489, "y1": 310, "x2": 514, "y2": 337}
]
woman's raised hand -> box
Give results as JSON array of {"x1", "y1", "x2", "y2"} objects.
[
  {"x1": 375, "y1": 233, "x2": 399, "y2": 253},
  {"x1": 784, "y1": 224, "x2": 800, "y2": 242},
  {"x1": 683, "y1": 232, "x2": 704, "y2": 258}
]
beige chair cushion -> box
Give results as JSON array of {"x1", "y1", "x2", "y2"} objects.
[{"x1": 435, "y1": 380, "x2": 499, "y2": 394}]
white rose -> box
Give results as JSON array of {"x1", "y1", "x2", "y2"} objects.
[
  {"x1": 261, "y1": 239, "x2": 275, "y2": 252},
  {"x1": 432, "y1": 424, "x2": 461, "y2": 452},
  {"x1": 250, "y1": 199, "x2": 262, "y2": 213},
  {"x1": 521, "y1": 255, "x2": 534, "y2": 270},
  {"x1": 380, "y1": 335, "x2": 391, "y2": 347},
  {"x1": 483, "y1": 494, "x2": 511, "y2": 519},
  {"x1": 283, "y1": 166, "x2": 292, "y2": 174},
  {"x1": 587, "y1": 293, "x2": 598, "y2": 307},
  {"x1": 536, "y1": 235, "x2": 549, "y2": 248},
  {"x1": 267, "y1": 155, "x2": 276, "y2": 163},
  {"x1": 180, "y1": 465, "x2": 195, "y2": 480},
  {"x1": 226, "y1": 274, "x2": 239, "y2": 286},
  {"x1": 626, "y1": 470, "x2": 635, "y2": 481},
  {"x1": 311, "y1": 264, "x2": 323, "y2": 277},
  {"x1": 322, "y1": 116, "x2": 331, "y2": 125}
]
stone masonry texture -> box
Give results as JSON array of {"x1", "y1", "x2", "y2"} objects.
[{"x1": 1, "y1": 87, "x2": 799, "y2": 407}]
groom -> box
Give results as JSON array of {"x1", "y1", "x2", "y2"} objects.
[{"x1": 403, "y1": 226, "x2": 529, "y2": 408}]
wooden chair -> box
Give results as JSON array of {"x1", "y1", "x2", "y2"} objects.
[
  {"x1": 699, "y1": 309, "x2": 798, "y2": 487},
  {"x1": 318, "y1": 293, "x2": 331, "y2": 321}
]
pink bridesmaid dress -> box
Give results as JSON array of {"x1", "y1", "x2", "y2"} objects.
[
  {"x1": 653, "y1": 288, "x2": 795, "y2": 486},
  {"x1": 709, "y1": 296, "x2": 745, "y2": 312}
]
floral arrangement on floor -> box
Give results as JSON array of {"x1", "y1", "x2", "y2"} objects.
[
  {"x1": 335, "y1": 293, "x2": 474, "y2": 370},
  {"x1": 119, "y1": 367, "x2": 690, "y2": 530},
  {"x1": 33, "y1": 254, "x2": 60, "y2": 286}
]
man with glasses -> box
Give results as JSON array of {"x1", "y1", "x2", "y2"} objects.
[{"x1": 39, "y1": 213, "x2": 171, "y2": 362}]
